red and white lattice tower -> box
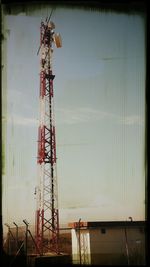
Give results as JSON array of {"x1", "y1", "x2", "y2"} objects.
[{"x1": 35, "y1": 20, "x2": 62, "y2": 255}]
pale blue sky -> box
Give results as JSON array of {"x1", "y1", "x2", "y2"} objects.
[{"x1": 2, "y1": 7, "x2": 145, "y2": 227}]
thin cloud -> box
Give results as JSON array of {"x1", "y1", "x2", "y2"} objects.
[
  {"x1": 7, "y1": 108, "x2": 144, "y2": 127},
  {"x1": 8, "y1": 114, "x2": 38, "y2": 127},
  {"x1": 120, "y1": 115, "x2": 144, "y2": 126},
  {"x1": 56, "y1": 107, "x2": 117, "y2": 125},
  {"x1": 56, "y1": 107, "x2": 144, "y2": 126}
]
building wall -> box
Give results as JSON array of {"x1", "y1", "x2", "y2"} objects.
[
  {"x1": 89, "y1": 227, "x2": 145, "y2": 265},
  {"x1": 71, "y1": 229, "x2": 91, "y2": 265},
  {"x1": 71, "y1": 226, "x2": 145, "y2": 265}
]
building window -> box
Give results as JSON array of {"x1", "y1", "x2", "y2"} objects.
[{"x1": 101, "y1": 228, "x2": 106, "y2": 234}]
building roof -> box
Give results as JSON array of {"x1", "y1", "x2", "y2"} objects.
[{"x1": 68, "y1": 220, "x2": 146, "y2": 229}]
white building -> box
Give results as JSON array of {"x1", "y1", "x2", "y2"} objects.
[{"x1": 69, "y1": 221, "x2": 145, "y2": 265}]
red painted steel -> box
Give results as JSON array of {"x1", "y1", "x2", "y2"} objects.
[
  {"x1": 40, "y1": 71, "x2": 46, "y2": 98},
  {"x1": 35, "y1": 21, "x2": 60, "y2": 255},
  {"x1": 37, "y1": 126, "x2": 45, "y2": 164}
]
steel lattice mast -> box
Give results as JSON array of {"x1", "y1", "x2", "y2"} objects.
[{"x1": 35, "y1": 20, "x2": 62, "y2": 254}]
